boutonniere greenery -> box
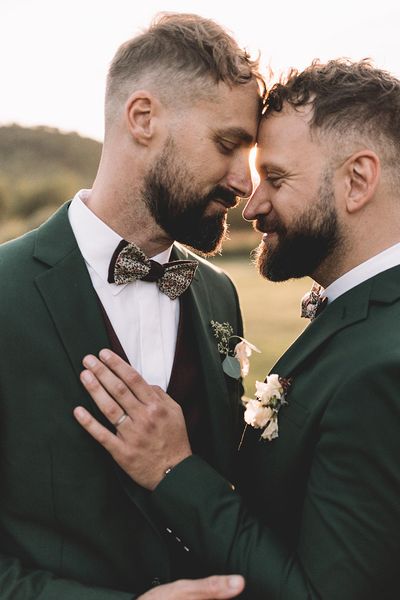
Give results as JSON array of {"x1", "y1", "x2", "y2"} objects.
[
  {"x1": 210, "y1": 320, "x2": 260, "y2": 379},
  {"x1": 241, "y1": 375, "x2": 292, "y2": 443}
]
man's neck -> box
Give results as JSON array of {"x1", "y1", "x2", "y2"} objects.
[
  {"x1": 314, "y1": 234, "x2": 400, "y2": 288},
  {"x1": 317, "y1": 241, "x2": 400, "y2": 304},
  {"x1": 86, "y1": 188, "x2": 172, "y2": 258}
]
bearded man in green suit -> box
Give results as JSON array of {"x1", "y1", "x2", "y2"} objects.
[
  {"x1": 0, "y1": 13, "x2": 262, "y2": 600},
  {"x1": 78, "y1": 60, "x2": 400, "y2": 599}
]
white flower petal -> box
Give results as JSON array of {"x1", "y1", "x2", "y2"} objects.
[
  {"x1": 235, "y1": 337, "x2": 261, "y2": 353},
  {"x1": 244, "y1": 400, "x2": 273, "y2": 428},
  {"x1": 234, "y1": 341, "x2": 252, "y2": 377},
  {"x1": 241, "y1": 396, "x2": 253, "y2": 406}
]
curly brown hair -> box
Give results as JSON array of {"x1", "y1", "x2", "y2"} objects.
[{"x1": 264, "y1": 59, "x2": 400, "y2": 172}]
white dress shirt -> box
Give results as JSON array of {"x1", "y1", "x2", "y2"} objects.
[
  {"x1": 323, "y1": 242, "x2": 400, "y2": 304},
  {"x1": 68, "y1": 190, "x2": 180, "y2": 391}
]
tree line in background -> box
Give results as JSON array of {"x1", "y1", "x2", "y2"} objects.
[
  {"x1": 0, "y1": 124, "x2": 259, "y2": 253},
  {"x1": 0, "y1": 125, "x2": 101, "y2": 243}
]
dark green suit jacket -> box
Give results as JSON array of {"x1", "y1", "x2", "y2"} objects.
[
  {"x1": 0, "y1": 203, "x2": 244, "y2": 599},
  {"x1": 152, "y1": 266, "x2": 400, "y2": 599}
]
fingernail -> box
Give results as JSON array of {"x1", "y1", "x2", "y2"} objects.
[
  {"x1": 74, "y1": 406, "x2": 85, "y2": 419},
  {"x1": 99, "y1": 349, "x2": 111, "y2": 361},
  {"x1": 83, "y1": 355, "x2": 97, "y2": 368},
  {"x1": 228, "y1": 576, "x2": 243, "y2": 590},
  {"x1": 81, "y1": 370, "x2": 94, "y2": 383}
]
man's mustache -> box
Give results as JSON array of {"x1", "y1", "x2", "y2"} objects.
[
  {"x1": 206, "y1": 186, "x2": 238, "y2": 209},
  {"x1": 253, "y1": 215, "x2": 285, "y2": 234}
]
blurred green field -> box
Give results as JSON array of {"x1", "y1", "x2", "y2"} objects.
[{"x1": 213, "y1": 255, "x2": 312, "y2": 397}]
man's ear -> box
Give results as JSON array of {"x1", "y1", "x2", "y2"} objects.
[
  {"x1": 124, "y1": 91, "x2": 161, "y2": 145},
  {"x1": 343, "y1": 150, "x2": 381, "y2": 214}
]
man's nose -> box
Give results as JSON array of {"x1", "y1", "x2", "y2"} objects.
[
  {"x1": 242, "y1": 184, "x2": 272, "y2": 221},
  {"x1": 225, "y1": 158, "x2": 254, "y2": 199}
]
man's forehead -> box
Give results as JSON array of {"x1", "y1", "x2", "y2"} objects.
[
  {"x1": 258, "y1": 106, "x2": 313, "y2": 146},
  {"x1": 186, "y1": 81, "x2": 259, "y2": 142},
  {"x1": 213, "y1": 80, "x2": 260, "y2": 118},
  {"x1": 255, "y1": 107, "x2": 320, "y2": 171}
]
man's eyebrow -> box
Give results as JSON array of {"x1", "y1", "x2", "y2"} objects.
[
  {"x1": 256, "y1": 159, "x2": 285, "y2": 175},
  {"x1": 213, "y1": 127, "x2": 255, "y2": 145}
]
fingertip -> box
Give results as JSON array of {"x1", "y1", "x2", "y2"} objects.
[
  {"x1": 217, "y1": 575, "x2": 245, "y2": 598},
  {"x1": 73, "y1": 406, "x2": 86, "y2": 420},
  {"x1": 99, "y1": 348, "x2": 112, "y2": 362},
  {"x1": 228, "y1": 575, "x2": 245, "y2": 591},
  {"x1": 82, "y1": 354, "x2": 97, "y2": 368},
  {"x1": 80, "y1": 369, "x2": 94, "y2": 384}
]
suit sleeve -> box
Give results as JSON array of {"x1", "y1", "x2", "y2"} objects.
[
  {"x1": 151, "y1": 365, "x2": 400, "y2": 600},
  {"x1": 0, "y1": 555, "x2": 136, "y2": 599}
]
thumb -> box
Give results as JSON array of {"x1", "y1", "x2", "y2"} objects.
[
  {"x1": 188, "y1": 574, "x2": 245, "y2": 599},
  {"x1": 136, "y1": 575, "x2": 245, "y2": 600}
]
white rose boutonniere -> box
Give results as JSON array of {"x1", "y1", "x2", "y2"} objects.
[
  {"x1": 210, "y1": 320, "x2": 260, "y2": 379},
  {"x1": 241, "y1": 374, "x2": 292, "y2": 443}
]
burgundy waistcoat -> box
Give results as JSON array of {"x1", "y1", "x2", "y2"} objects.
[{"x1": 98, "y1": 290, "x2": 211, "y2": 579}]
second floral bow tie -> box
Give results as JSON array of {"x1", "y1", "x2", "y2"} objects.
[
  {"x1": 108, "y1": 240, "x2": 198, "y2": 300},
  {"x1": 300, "y1": 282, "x2": 327, "y2": 320}
]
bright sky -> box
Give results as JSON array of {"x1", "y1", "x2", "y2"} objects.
[{"x1": 1, "y1": 0, "x2": 399, "y2": 141}]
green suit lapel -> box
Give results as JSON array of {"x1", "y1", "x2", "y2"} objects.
[
  {"x1": 172, "y1": 244, "x2": 234, "y2": 475},
  {"x1": 272, "y1": 265, "x2": 400, "y2": 379},
  {"x1": 33, "y1": 203, "x2": 110, "y2": 382},
  {"x1": 32, "y1": 204, "x2": 169, "y2": 564}
]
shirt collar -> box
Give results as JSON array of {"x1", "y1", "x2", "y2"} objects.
[
  {"x1": 68, "y1": 190, "x2": 173, "y2": 292},
  {"x1": 323, "y1": 242, "x2": 400, "y2": 303}
]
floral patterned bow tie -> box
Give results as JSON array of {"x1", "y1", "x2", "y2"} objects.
[
  {"x1": 300, "y1": 282, "x2": 327, "y2": 320},
  {"x1": 108, "y1": 240, "x2": 198, "y2": 300}
]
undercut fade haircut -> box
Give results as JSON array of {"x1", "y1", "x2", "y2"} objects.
[
  {"x1": 264, "y1": 59, "x2": 400, "y2": 185},
  {"x1": 105, "y1": 12, "x2": 263, "y2": 127}
]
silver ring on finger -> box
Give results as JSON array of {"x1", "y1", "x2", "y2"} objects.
[{"x1": 114, "y1": 412, "x2": 129, "y2": 428}]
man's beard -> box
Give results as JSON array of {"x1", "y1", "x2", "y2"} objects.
[
  {"x1": 255, "y1": 172, "x2": 342, "y2": 281},
  {"x1": 142, "y1": 137, "x2": 237, "y2": 254}
]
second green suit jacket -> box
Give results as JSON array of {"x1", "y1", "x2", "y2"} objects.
[{"x1": 152, "y1": 267, "x2": 400, "y2": 599}]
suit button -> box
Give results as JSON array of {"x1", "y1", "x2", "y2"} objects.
[{"x1": 151, "y1": 577, "x2": 161, "y2": 587}]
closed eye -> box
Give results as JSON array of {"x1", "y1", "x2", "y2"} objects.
[
  {"x1": 217, "y1": 139, "x2": 237, "y2": 155},
  {"x1": 266, "y1": 175, "x2": 283, "y2": 189}
]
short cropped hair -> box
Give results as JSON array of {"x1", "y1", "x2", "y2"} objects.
[
  {"x1": 105, "y1": 12, "x2": 263, "y2": 126},
  {"x1": 265, "y1": 59, "x2": 400, "y2": 179}
]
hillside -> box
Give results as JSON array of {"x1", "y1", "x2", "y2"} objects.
[{"x1": 0, "y1": 124, "x2": 101, "y2": 241}]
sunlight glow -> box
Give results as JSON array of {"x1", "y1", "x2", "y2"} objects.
[{"x1": 250, "y1": 146, "x2": 260, "y2": 188}]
